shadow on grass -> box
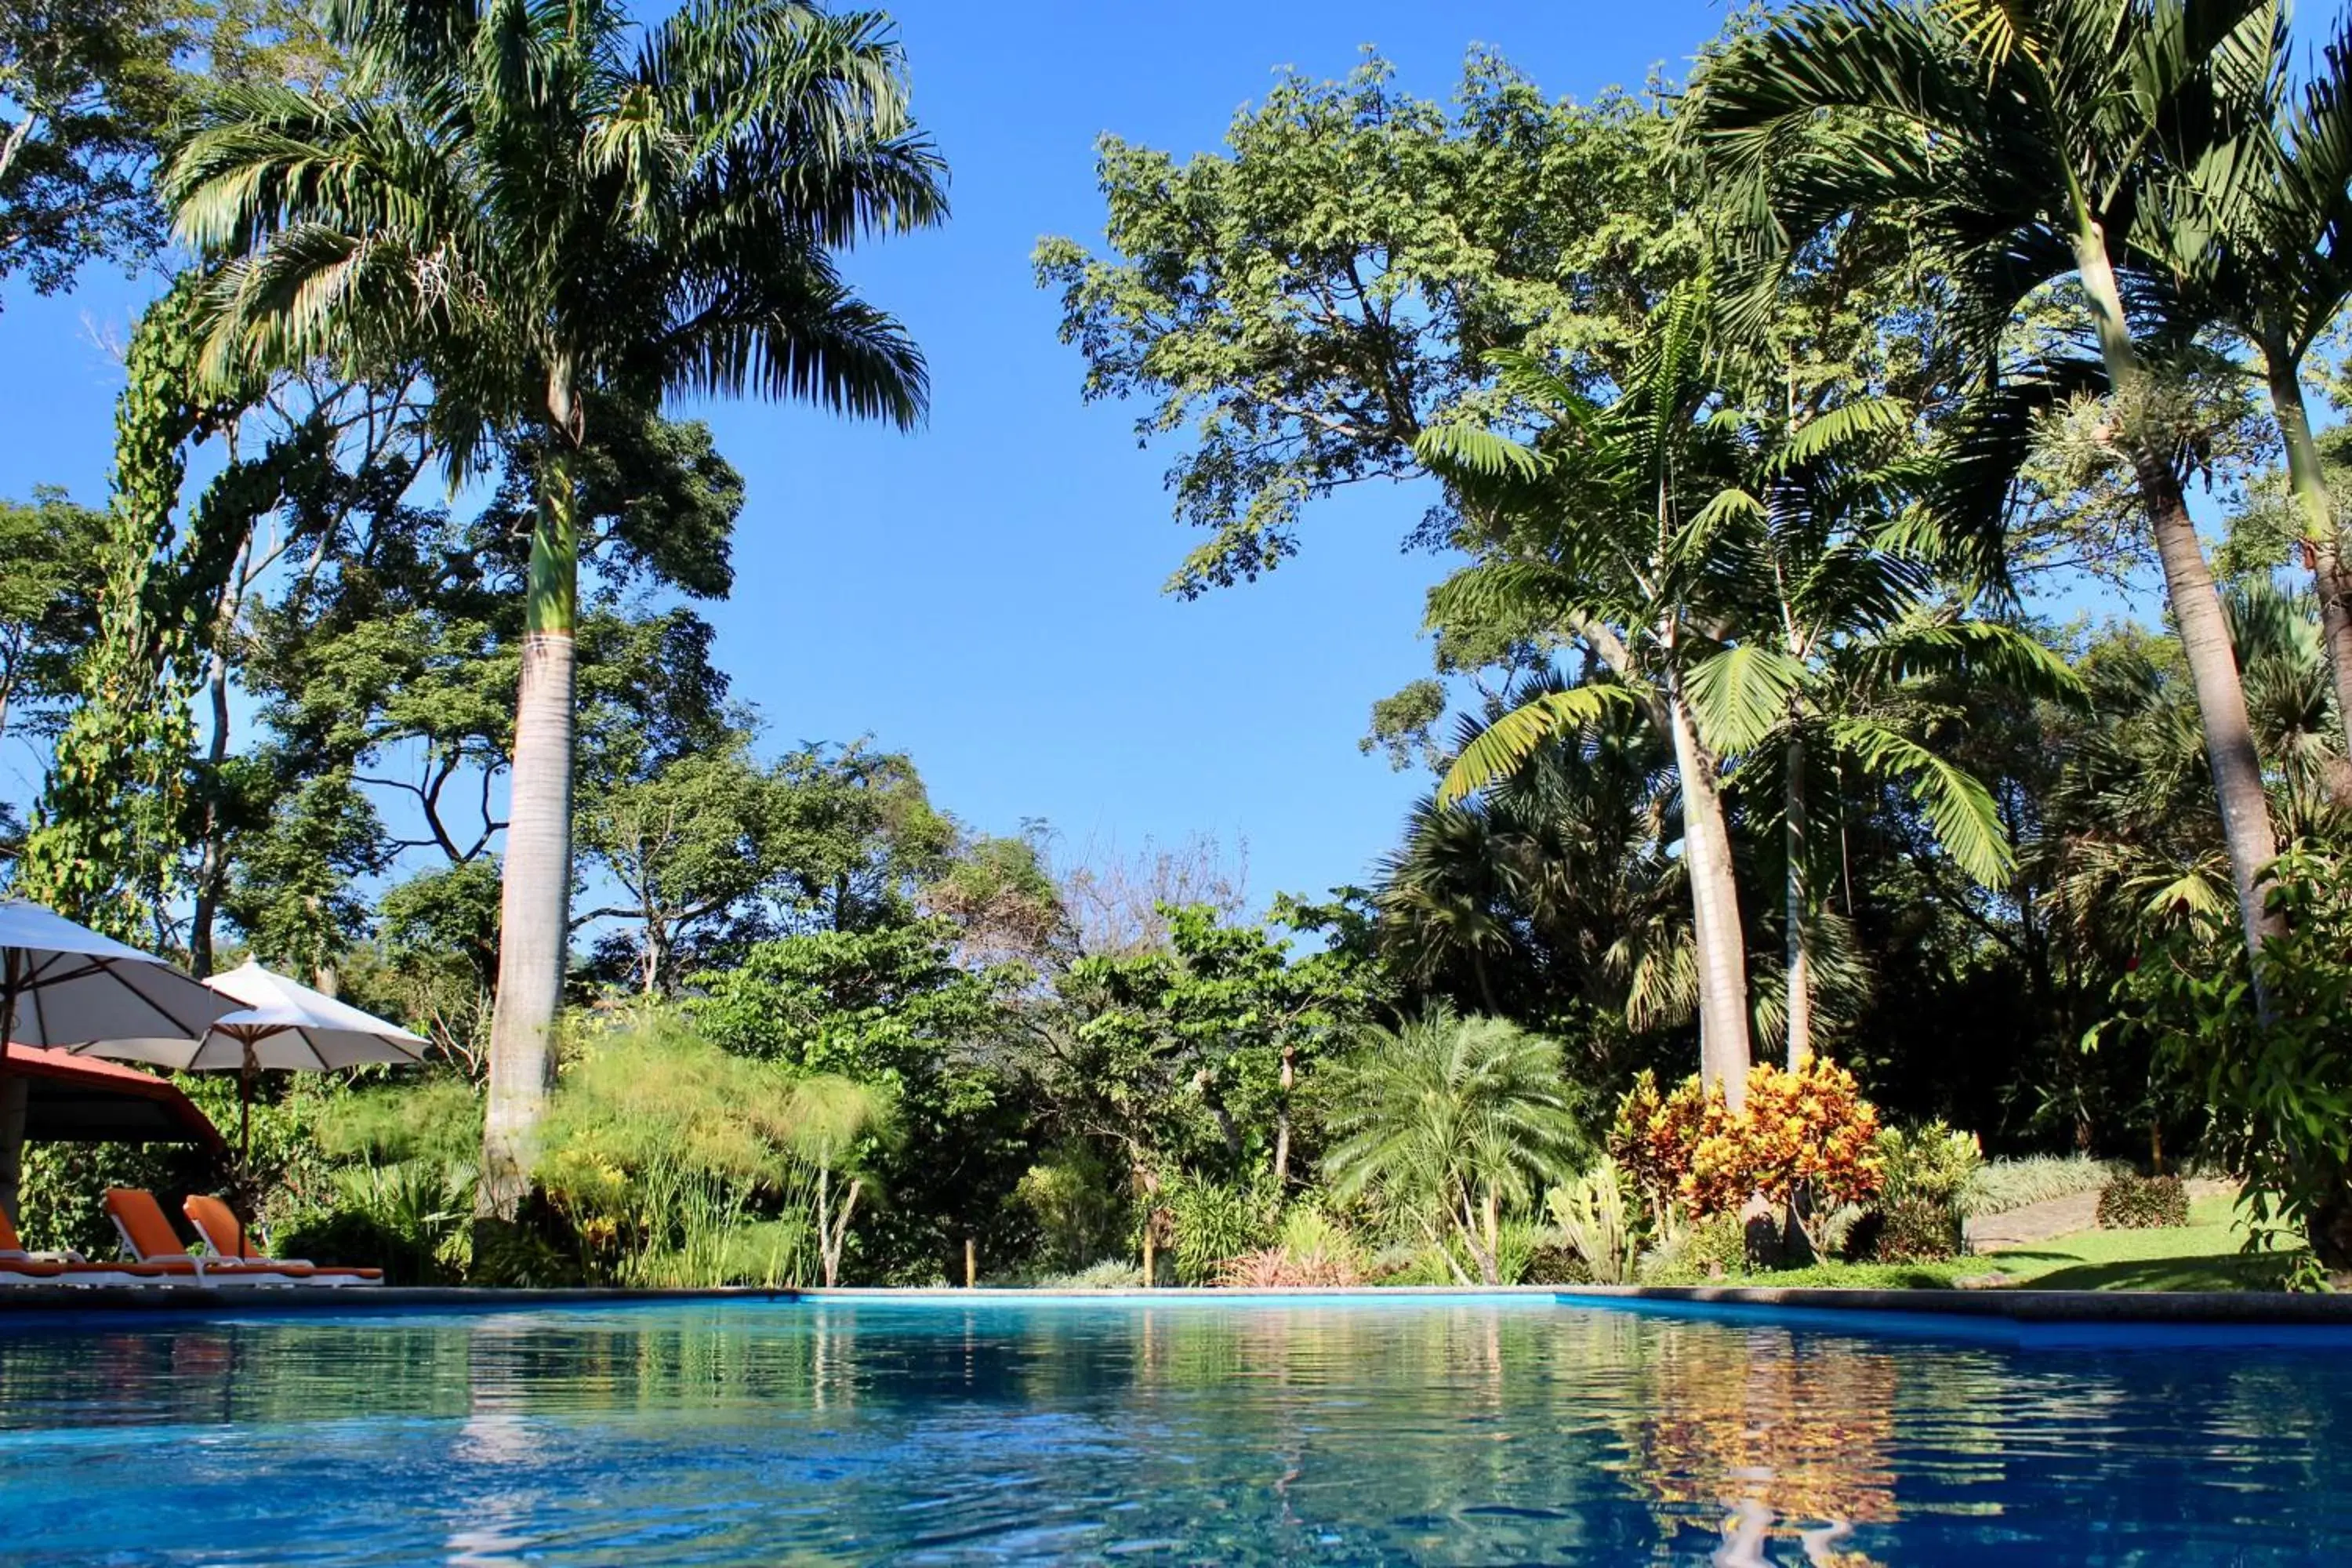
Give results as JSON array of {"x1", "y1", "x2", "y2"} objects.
[{"x1": 1991, "y1": 1247, "x2": 2295, "y2": 1292}]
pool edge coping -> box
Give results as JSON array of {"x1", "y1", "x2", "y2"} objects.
[{"x1": 0, "y1": 1281, "x2": 2347, "y2": 1325}]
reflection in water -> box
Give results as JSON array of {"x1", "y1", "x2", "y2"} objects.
[
  {"x1": 1618, "y1": 1326, "x2": 1897, "y2": 1565},
  {"x1": 0, "y1": 1300, "x2": 2343, "y2": 1564}
]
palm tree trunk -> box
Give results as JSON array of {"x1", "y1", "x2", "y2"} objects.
[
  {"x1": 2266, "y1": 354, "x2": 2352, "y2": 764},
  {"x1": 479, "y1": 438, "x2": 582, "y2": 1219},
  {"x1": 1784, "y1": 730, "x2": 1809, "y2": 1069},
  {"x1": 1666, "y1": 684, "x2": 1753, "y2": 1107},
  {"x1": 2073, "y1": 229, "x2": 2283, "y2": 991}
]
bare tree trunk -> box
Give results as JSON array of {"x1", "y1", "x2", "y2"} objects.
[
  {"x1": 2268, "y1": 356, "x2": 2352, "y2": 766},
  {"x1": 1667, "y1": 685, "x2": 1753, "y2": 1107},
  {"x1": 2074, "y1": 230, "x2": 2281, "y2": 997},
  {"x1": 480, "y1": 430, "x2": 582, "y2": 1220},
  {"x1": 1784, "y1": 731, "x2": 1810, "y2": 1069},
  {"x1": 1271, "y1": 1045, "x2": 1295, "y2": 1188},
  {"x1": 818, "y1": 1168, "x2": 862, "y2": 1288},
  {"x1": 189, "y1": 540, "x2": 253, "y2": 979},
  {"x1": 641, "y1": 914, "x2": 666, "y2": 997}
]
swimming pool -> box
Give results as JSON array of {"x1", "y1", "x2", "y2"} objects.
[{"x1": 0, "y1": 1294, "x2": 2344, "y2": 1563}]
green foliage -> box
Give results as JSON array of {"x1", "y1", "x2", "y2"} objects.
[
  {"x1": 0, "y1": 0, "x2": 183, "y2": 300},
  {"x1": 1866, "y1": 1122, "x2": 1982, "y2": 1262},
  {"x1": 1545, "y1": 1157, "x2": 1638, "y2": 1283},
  {"x1": 1160, "y1": 1172, "x2": 1276, "y2": 1284},
  {"x1": 312, "y1": 1077, "x2": 482, "y2": 1171},
  {"x1": 1051, "y1": 902, "x2": 1388, "y2": 1192},
  {"x1": 1014, "y1": 1145, "x2": 1128, "y2": 1274},
  {"x1": 1638, "y1": 1208, "x2": 1751, "y2": 1284},
  {"x1": 1320, "y1": 1007, "x2": 1586, "y2": 1283},
  {"x1": 2112, "y1": 847, "x2": 2352, "y2": 1269},
  {"x1": 279, "y1": 1160, "x2": 474, "y2": 1283},
  {"x1": 2097, "y1": 1174, "x2": 2193, "y2": 1231},
  {"x1": 16, "y1": 1135, "x2": 222, "y2": 1258},
  {"x1": 1037, "y1": 50, "x2": 1686, "y2": 594},
  {"x1": 1214, "y1": 1207, "x2": 1368, "y2": 1288},
  {"x1": 17, "y1": 279, "x2": 230, "y2": 934},
  {"x1": 1966, "y1": 1155, "x2": 2132, "y2": 1216},
  {"x1": 0, "y1": 488, "x2": 106, "y2": 749},
  {"x1": 690, "y1": 918, "x2": 1029, "y2": 1280},
  {"x1": 534, "y1": 1011, "x2": 833, "y2": 1285}
]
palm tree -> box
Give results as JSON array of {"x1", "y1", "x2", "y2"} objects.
[
  {"x1": 2129, "y1": 19, "x2": 2352, "y2": 756},
  {"x1": 1419, "y1": 289, "x2": 1761, "y2": 1099},
  {"x1": 1679, "y1": 395, "x2": 2079, "y2": 1062},
  {"x1": 1319, "y1": 1007, "x2": 1584, "y2": 1284},
  {"x1": 167, "y1": 0, "x2": 947, "y2": 1214},
  {"x1": 1687, "y1": 0, "x2": 2289, "y2": 992},
  {"x1": 1377, "y1": 684, "x2": 1696, "y2": 1044}
]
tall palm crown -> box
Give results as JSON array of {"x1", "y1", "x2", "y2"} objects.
[
  {"x1": 1418, "y1": 288, "x2": 1761, "y2": 1098},
  {"x1": 1685, "y1": 0, "x2": 2290, "y2": 999},
  {"x1": 2129, "y1": 20, "x2": 2352, "y2": 753},
  {"x1": 164, "y1": 0, "x2": 947, "y2": 1216},
  {"x1": 169, "y1": 0, "x2": 944, "y2": 462}
]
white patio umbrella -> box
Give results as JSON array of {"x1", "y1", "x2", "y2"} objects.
[
  {"x1": 0, "y1": 900, "x2": 238, "y2": 1224},
  {"x1": 79, "y1": 960, "x2": 431, "y2": 1160},
  {"x1": 0, "y1": 901, "x2": 237, "y2": 1062}
]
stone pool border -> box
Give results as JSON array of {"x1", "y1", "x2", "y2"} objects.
[{"x1": 0, "y1": 1281, "x2": 2350, "y2": 1325}]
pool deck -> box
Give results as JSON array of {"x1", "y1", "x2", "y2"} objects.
[{"x1": 1, "y1": 1281, "x2": 2350, "y2": 1325}]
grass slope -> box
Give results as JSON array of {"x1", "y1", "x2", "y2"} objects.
[{"x1": 1745, "y1": 1193, "x2": 2304, "y2": 1293}]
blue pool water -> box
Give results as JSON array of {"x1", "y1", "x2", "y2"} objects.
[{"x1": 0, "y1": 1295, "x2": 2347, "y2": 1564}]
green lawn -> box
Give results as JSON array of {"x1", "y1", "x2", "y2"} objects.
[{"x1": 1732, "y1": 1193, "x2": 2306, "y2": 1293}]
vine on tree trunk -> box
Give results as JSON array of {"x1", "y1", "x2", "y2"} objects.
[{"x1": 16, "y1": 278, "x2": 278, "y2": 939}]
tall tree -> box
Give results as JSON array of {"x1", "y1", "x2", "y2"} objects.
[
  {"x1": 169, "y1": 0, "x2": 947, "y2": 1214},
  {"x1": 1417, "y1": 292, "x2": 1761, "y2": 1099},
  {"x1": 1036, "y1": 51, "x2": 1683, "y2": 587},
  {"x1": 1675, "y1": 394, "x2": 2078, "y2": 1062},
  {"x1": 2129, "y1": 16, "x2": 2352, "y2": 758},
  {"x1": 1687, "y1": 0, "x2": 2290, "y2": 994}
]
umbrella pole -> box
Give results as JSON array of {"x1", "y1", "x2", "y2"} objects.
[
  {"x1": 240, "y1": 1047, "x2": 255, "y2": 1167},
  {"x1": 0, "y1": 954, "x2": 18, "y2": 1230}
]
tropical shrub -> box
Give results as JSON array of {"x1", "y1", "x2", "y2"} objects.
[
  {"x1": 1610, "y1": 1059, "x2": 1885, "y2": 1258},
  {"x1": 17, "y1": 1137, "x2": 223, "y2": 1258},
  {"x1": 1320, "y1": 1008, "x2": 1585, "y2": 1284},
  {"x1": 1607, "y1": 1069, "x2": 1708, "y2": 1222},
  {"x1": 1685, "y1": 1058, "x2": 1885, "y2": 1225},
  {"x1": 533, "y1": 1011, "x2": 859, "y2": 1286},
  {"x1": 2122, "y1": 848, "x2": 2352, "y2": 1269},
  {"x1": 1637, "y1": 1209, "x2": 1750, "y2": 1284},
  {"x1": 279, "y1": 1159, "x2": 476, "y2": 1283},
  {"x1": 314, "y1": 1076, "x2": 483, "y2": 1171},
  {"x1": 2097, "y1": 1174, "x2": 2190, "y2": 1230},
  {"x1": 1036, "y1": 1259, "x2": 1145, "y2": 1290},
  {"x1": 1546, "y1": 1157, "x2": 1638, "y2": 1283},
  {"x1": 1160, "y1": 1173, "x2": 1274, "y2": 1283},
  {"x1": 1217, "y1": 1238, "x2": 1361, "y2": 1288},
  {"x1": 1014, "y1": 1145, "x2": 1129, "y2": 1273},
  {"x1": 1865, "y1": 1123, "x2": 1982, "y2": 1262}
]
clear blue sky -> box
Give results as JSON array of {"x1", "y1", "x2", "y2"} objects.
[{"x1": 0, "y1": 0, "x2": 1733, "y2": 907}]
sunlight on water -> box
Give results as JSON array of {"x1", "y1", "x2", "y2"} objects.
[{"x1": 0, "y1": 1298, "x2": 2344, "y2": 1564}]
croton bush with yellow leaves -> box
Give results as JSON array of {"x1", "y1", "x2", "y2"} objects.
[{"x1": 1610, "y1": 1058, "x2": 1889, "y2": 1260}]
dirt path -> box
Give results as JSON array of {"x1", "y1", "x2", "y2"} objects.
[{"x1": 1964, "y1": 1178, "x2": 2234, "y2": 1252}]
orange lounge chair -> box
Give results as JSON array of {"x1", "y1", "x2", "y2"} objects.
[
  {"x1": 0, "y1": 1209, "x2": 179, "y2": 1287},
  {"x1": 103, "y1": 1189, "x2": 323, "y2": 1286},
  {"x1": 181, "y1": 1195, "x2": 381, "y2": 1286}
]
